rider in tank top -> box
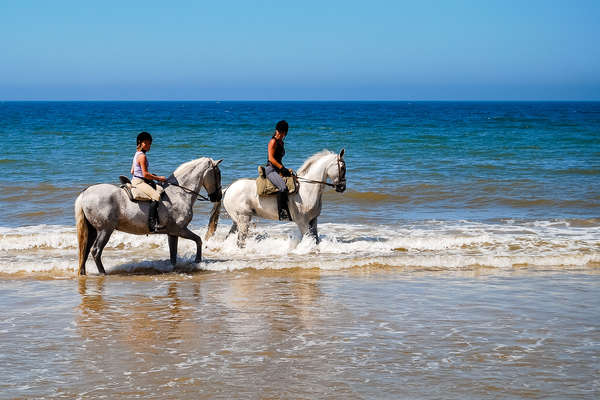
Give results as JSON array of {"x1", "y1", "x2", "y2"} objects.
[
  {"x1": 265, "y1": 120, "x2": 291, "y2": 220},
  {"x1": 130, "y1": 131, "x2": 166, "y2": 232}
]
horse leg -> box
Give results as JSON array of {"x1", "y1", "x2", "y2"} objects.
[
  {"x1": 226, "y1": 222, "x2": 238, "y2": 239},
  {"x1": 168, "y1": 235, "x2": 178, "y2": 266},
  {"x1": 91, "y1": 228, "x2": 113, "y2": 275},
  {"x1": 236, "y1": 215, "x2": 251, "y2": 248},
  {"x1": 295, "y1": 217, "x2": 310, "y2": 239},
  {"x1": 178, "y1": 227, "x2": 203, "y2": 263},
  {"x1": 79, "y1": 223, "x2": 97, "y2": 276},
  {"x1": 308, "y1": 217, "x2": 320, "y2": 244}
]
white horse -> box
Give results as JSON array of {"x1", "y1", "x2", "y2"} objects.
[
  {"x1": 75, "y1": 157, "x2": 223, "y2": 275},
  {"x1": 206, "y1": 149, "x2": 346, "y2": 246}
]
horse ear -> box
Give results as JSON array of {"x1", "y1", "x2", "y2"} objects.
[
  {"x1": 339, "y1": 148, "x2": 345, "y2": 158},
  {"x1": 213, "y1": 159, "x2": 223, "y2": 166}
]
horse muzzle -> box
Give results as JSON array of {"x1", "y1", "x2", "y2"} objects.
[
  {"x1": 335, "y1": 182, "x2": 346, "y2": 193},
  {"x1": 209, "y1": 190, "x2": 222, "y2": 202}
]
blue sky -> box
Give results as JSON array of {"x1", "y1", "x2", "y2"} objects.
[{"x1": 1, "y1": 0, "x2": 598, "y2": 100}]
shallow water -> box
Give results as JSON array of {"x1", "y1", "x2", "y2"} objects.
[{"x1": 2, "y1": 269, "x2": 599, "y2": 399}]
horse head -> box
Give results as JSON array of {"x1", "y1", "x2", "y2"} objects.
[
  {"x1": 204, "y1": 159, "x2": 223, "y2": 202},
  {"x1": 327, "y1": 148, "x2": 346, "y2": 193}
]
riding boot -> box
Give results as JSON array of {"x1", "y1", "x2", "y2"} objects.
[
  {"x1": 276, "y1": 191, "x2": 291, "y2": 221},
  {"x1": 148, "y1": 201, "x2": 162, "y2": 232}
]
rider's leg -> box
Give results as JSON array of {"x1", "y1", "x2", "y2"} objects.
[
  {"x1": 276, "y1": 190, "x2": 291, "y2": 221},
  {"x1": 266, "y1": 166, "x2": 291, "y2": 221},
  {"x1": 132, "y1": 178, "x2": 165, "y2": 232},
  {"x1": 149, "y1": 200, "x2": 160, "y2": 232}
]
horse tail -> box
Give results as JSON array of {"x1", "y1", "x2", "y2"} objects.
[
  {"x1": 205, "y1": 200, "x2": 222, "y2": 240},
  {"x1": 75, "y1": 193, "x2": 94, "y2": 275}
]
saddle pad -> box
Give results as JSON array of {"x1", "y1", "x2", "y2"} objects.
[{"x1": 256, "y1": 166, "x2": 298, "y2": 196}]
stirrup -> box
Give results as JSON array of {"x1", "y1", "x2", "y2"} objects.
[
  {"x1": 278, "y1": 208, "x2": 291, "y2": 221},
  {"x1": 149, "y1": 223, "x2": 166, "y2": 233},
  {"x1": 153, "y1": 225, "x2": 166, "y2": 233},
  {"x1": 149, "y1": 215, "x2": 166, "y2": 232}
]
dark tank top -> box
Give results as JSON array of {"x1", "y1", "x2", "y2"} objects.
[{"x1": 267, "y1": 136, "x2": 285, "y2": 166}]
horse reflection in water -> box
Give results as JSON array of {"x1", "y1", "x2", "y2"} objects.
[
  {"x1": 75, "y1": 157, "x2": 222, "y2": 275},
  {"x1": 76, "y1": 278, "x2": 202, "y2": 354},
  {"x1": 206, "y1": 149, "x2": 346, "y2": 246},
  {"x1": 74, "y1": 274, "x2": 327, "y2": 382},
  {"x1": 219, "y1": 271, "x2": 326, "y2": 337}
]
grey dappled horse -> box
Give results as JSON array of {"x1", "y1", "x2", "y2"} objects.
[
  {"x1": 75, "y1": 157, "x2": 222, "y2": 275},
  {"x1": 206, "y1": 149, "x2": 346, "y2": 246}
]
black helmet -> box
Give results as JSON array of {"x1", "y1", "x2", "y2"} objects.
[{"x1": 136, "y1": 131, "x2": 152, "y2": 146}]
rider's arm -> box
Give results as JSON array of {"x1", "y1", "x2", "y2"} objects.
[
  {"x1": 138, "y1": 153, "x2": 166, "y2": 182},
  {"x1": 268, "y1": 139, "x2": 284, "y2": 170}
]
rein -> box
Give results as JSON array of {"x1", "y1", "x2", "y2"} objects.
[
  {"x1": 164, "y1": 181, "x2": 211, "y2": 201},
  {"x1": 296, "y1": 176, "x2": 336, "y2": 187},
  {"x1": 296, "y1": 156, "x2": 345, "y2": 189},
  {"x1": 163, "y1": 163, "x2": 222, "y2": 202}
]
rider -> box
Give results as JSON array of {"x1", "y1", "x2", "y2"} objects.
[
  {"x1": 266, "y1": 120, "x2": 292, "y2": 221},
  {"x1": 131, "y1": 131, "x2": 167, "y2": 232}
]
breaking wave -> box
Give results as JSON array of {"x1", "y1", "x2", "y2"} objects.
[{"x1": 1, "y1": 218, "x2": 598, "y2": 276}]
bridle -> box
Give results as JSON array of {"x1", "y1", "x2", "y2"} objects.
[
  {"x1": 296, "y1": 156, "x2": 346, "y2": 192},
  {"x1": 163, "y1": 164, "x2": 222, "y2": 202}
]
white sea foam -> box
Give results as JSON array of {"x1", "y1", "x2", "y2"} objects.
[{"x1": 0, "y1": 219, "x2": 598, "y2": 275}]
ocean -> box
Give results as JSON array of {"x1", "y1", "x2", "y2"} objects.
[
  {"x1": 1, "y1": 101, "x2": 599, "y2": 398},
  {"x1": 1, "y1": 101, "x2": 598, "y2": 273}
]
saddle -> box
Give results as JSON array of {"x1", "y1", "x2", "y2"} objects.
[
  {"x1": 120, "y1": 176, "x2": 166, "y2": 203},
  {"x1": 256, "y1": 166, "x2": 298, "y2": 196},
  {"x1": 118, "y1": 176, "x2": 139, "y2": 202}
]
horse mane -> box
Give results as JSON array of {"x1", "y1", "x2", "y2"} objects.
[
  {"x1": 297, "y1": 150, "x2": 334, "y2": 175},
  {"x1": 172, "y1": 157, "x2": 209, "y2": 178}
]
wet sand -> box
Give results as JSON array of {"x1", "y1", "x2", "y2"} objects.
[{"x1": 1, "y1": 267, "x2": 599, "y2": 399}]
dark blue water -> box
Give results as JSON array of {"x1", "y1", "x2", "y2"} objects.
[{"x1": 1, "y1": 101, "x2": 599, "y2": 226}]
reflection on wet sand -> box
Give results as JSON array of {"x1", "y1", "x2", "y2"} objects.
[
  {"x1": 77, "y1": 277, "x2": 202, "y2": 351},
  {"x1": 42, "y1": 270, "x2": 598, "y2": 399},
  {"x1": 76, "y1": 271, "x2": 326, "y2": 346},
  {"x1": 220, "y1": 269, "x2": 324, "y2": 334},
  {"x1": 72, "y1": 271, "x2": 335, "y2": 398}
]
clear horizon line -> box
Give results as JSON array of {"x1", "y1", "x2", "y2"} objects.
[{"x1": 2, "y1": 98, "x2": 599, "y2": 102}]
